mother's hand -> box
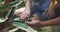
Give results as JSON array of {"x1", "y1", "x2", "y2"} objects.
[{"x1": 26, "y1": 20, "x2": 43, "y2": 29}]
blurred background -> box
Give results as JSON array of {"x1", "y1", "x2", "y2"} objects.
[{"x1": 0, "y1": 0, "x2": 60, "y2": 32}]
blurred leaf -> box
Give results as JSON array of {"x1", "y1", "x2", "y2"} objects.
[
  {"x1": 12, "y1": 21, "x2": 37, "y2": 32},
  {"x1": 1, "y1": 0, "x2": 5, "y2": 2},
  {"x1": 0, "y1": 1, "x2": 23, "y2": 13},
  {"x1": 0, "y1": 1, "x2": 23, "y2": 18},
  {"x1": 0, "y1": 1, "x2": 23, "y2": 22},
  {"x1": 0, "y1": 18, "x2": 7, "y2": 23},
  {"x1": 0, "y1": 2, "x2": 18, "y2": 13}
]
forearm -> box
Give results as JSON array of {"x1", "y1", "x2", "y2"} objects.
[
  {"x1": 25, "y1": 0, "x2": 31, "y2": 12},
  {"x1": 42, "y1": 17, "x2": 60, "y2": 26},
  {"x1": 42, "y1": 1, "x2": 60, "y2": 26}
]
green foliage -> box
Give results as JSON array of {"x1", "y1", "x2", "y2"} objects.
[
  {"x1": 0, "y1": 0, "x2": 60, "y2": 32},
  {"x1": 12, "y1": 20, "x2": 37, "y2": 32},
  {"x1": 0, "y1": 1, "x2": 23, "y2": 18},
  {"x1": 0, "y1": 0, "x2": 23, "y2": 21},
  {"x1": 0, "y1": 2, "x2": 20, "y2": 13}
]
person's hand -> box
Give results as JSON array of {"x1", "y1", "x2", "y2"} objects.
[
  {"x1": 26, "y1": 20, "x2": 43, "y2": 29},
  {"x1": 46, "y1": 6, "x2": 55, "y2": 19},
  {"x1": 20, "y1": 11, "x2": 31, "y2": 20}
]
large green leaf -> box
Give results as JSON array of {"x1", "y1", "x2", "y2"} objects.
[
  {"x1": 0, "y1": 1, "x2": 23, "y2": 22},
  {"x1": 0, "y1": 1, "x2": 23, "y2": 13},
  {"x1": 12, "y1": 21, "x2": 37, "y2": 32},
  {"x1": 0, "y1": 1, "x2": 23, "y2": 18}
]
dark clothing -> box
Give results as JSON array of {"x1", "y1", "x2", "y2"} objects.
[
  {"x1": 30, "y1": 0, "x2": 52, "y2": 21},
  {"x1": 55, "y1": 6, "x2": 60, "y2": 18},
  {"x1": 30, "y1": 0, "x2": 60, "y2": 21},
  {"x1": 31, "y1": 0, "x2": 52, "y2": 10}
]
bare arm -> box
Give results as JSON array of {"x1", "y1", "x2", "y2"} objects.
[
  {"x1": 26, "y1": 0, "x2": 60, "y2": 27},
  {"x1": 42, "y1": 17, "x2": 60, "y2": 26},
  {"x1": 25, "y1": 0, "x2": 32, "y2": 12},
  {"x1": 42, "y1": 1, "x2": 60, "y2": 26},
  {"x1": 20, "y1": 0, "x2": 32, "y2": 20}
]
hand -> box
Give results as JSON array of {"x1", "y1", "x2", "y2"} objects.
[
  {"x1": 26, "y1": 20, "x2": 43, "y2": 29},
  {"x1": 45, "y1": 7, "x2": 55, "y2": 19},
  {"x1": 20, "y1": 11, "x2": 31, "y2": 20}
]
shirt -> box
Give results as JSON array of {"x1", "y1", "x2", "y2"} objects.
[{"x1": 31, "y1": 0, "x2": 52, "y2": 10}]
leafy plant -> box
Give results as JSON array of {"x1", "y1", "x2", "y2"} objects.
[{"x1": 0, "y1": 0, "x2": 23, "y2": 18}]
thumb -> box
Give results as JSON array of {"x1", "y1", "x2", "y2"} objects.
[{"x1": 25, "y1": 21, "x2": 32, "y2": 26}]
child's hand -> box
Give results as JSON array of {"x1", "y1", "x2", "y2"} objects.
[{"x1": 20, "y1": 11, "x2": 31, "y2": 20}]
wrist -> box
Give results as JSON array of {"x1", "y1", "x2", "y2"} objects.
[
  {"x1": 41, "y1": 21, "x2": 51, "y2": 27},
  {"x1": 37, "y1": 21, "x2": 45, "y2": 27},
  {"x1": 25, "y1": 10, "x2": 31, "y2": 13},
  {"x1": 40, "y1": 21, "x2": 48, "y2": 27}
]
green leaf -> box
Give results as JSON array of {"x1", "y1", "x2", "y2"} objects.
[
  {"x1": 0, "y1": 1, "x2": 23, "y2": 13},
  {"x1": 0, "y1": 2, "x2": 18, "y2": 13},
  {"x1": 0, "y1": 1, "x2": 23, "y2": 18},
  {"x1": 12, "y1": 21, "x2": 37, "y2": 32}
]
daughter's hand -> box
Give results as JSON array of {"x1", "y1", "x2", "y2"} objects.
[{"x1": 20, "y1": 11, "x2": 31, "y2": 20}]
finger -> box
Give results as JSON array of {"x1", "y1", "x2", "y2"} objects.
[
  {"x1": 20, "y1": 14, "x2": 26, "y2": 19},
  {"x1": 26, "y1": 21, "x2": 34, "y2": 26},
  {"x1": 26, "y1": 21, "x2": 31, "y2": 25},
  {"x1": 26, "y1": 21, "x2": 37, "y2": 27},
  {"x1": 26, "y1": 14, "x2": 30, "y2": 18},
  {"x1": 20, "y1": 16, "x2": 23, "y2": 19},
  {"x1": 22, "y1": 14, "x2": 27, "y2": 19},
  {"x1": 23, "y1": 13, "x2": 30, "y2": 19},
  {"x1": 19, "y1": 17, "x2": 23, "y2": 20},
  {"x1": 20, "y1": 14, "x2": 23, "y2": 19},
  {"x1": 26, "y1": 21, "x2": 40, "y2": 29}
]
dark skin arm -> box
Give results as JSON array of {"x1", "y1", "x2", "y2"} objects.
[
  {"x1": 26, "y1": 0, "x2": 60, "y2": 28},
  {"x1": 26, "y1": 17, "x2": 60, "y2": 27},
  {"x1": 42, "y1": 0, "x2": 60, "y2": 26},
  {"x1": 42, "y1": 17, "x2": 60, "y2": 26}
]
